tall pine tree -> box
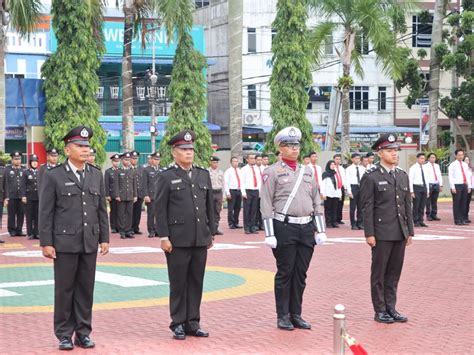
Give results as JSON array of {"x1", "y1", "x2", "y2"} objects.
[
  {"x1": 265, "y1": 0, "x2": 314, "y2": 160},
  {"x1": 42, "y1": 0, "x2": 106, "y2": 164}
]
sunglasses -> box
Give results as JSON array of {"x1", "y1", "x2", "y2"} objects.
[{"x1": 281, "y1": 143, "x2": 301, "y2": 149}]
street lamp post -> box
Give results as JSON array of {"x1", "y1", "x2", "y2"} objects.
[{"x1": 149, "y1": 29, "x2": 158, "y2": 153}]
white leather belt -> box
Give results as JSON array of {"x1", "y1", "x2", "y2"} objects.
[{"x1": 273, "y1": 213, "x2": 312, "y2": 225}]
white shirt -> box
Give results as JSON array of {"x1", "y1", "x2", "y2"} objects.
[
  {"x1": 321, "y1": 176, "x2": 342, "y2": 198},
  {"x1": 335, "y1": 164, "x2": 346, "y2": 187},
  {"x1": 240, "y1": 164, "x2": 262, "y2": 194},
  {"x1": 224, "y1": 166, "x2": 242, "y2": 196},
  {"x1": 345, "y1": 164, "x2": 366, "y2": 195},
  {"x1": 309, "y1": 164, "x2": 323, "y2": 190},
  {"x1": 449, "y1": 160, "x2": 472, "y2": 189},
  {"x1": 366, "y1": 163, "x2": 376, "y2": 171},
  {"x1": 425, "y1": 162, "x2": 443, "y2": 186},
  {"x1": 408, "y1": 163, "x2": 430, "y2": 193},
  {"x1": 68, "y1": 160, "x2": 86, "y2": 181}
]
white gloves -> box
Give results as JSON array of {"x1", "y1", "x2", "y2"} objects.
[
  {"x1": 265, "y1": 236, "x2": 277, "y2": 249},
  {"x1": 315, "y1": 233, "x2": 327, "y2": 245}
]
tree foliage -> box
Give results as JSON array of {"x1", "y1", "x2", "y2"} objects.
[
  {"x1": 265, "y1": 0, "x2": 314, "y2": 160},
  {"x1": 157, "y1": 0, "x2": 212, "y2": 167},
  {"x1": 41, "y1": 0, "x2": 106, "y2": 164}
]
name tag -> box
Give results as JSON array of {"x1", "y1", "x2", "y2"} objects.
[
  {"x1": 171, "y1": 179, "x2": 182, "y2": 184},
  {"x1": 65, "y1": 182, "x2": 75, "y2": 186},
  {"x1": 378, "y1": 181, "x2": 388, "y2": 185}
]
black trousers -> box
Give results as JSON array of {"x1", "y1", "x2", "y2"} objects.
[
  {"x1": 117, "y1": 200, "x2": 134, "y2": 235},
  {"x1": 7, "y1": 198, "x2": 24, "y2": 235},
  {"x1": 54, "y1": 252, "x2": 97, "y2": 340},
  {"x1": 132, "y1": 197, "x2": 144, "y2": 232},
  {"x1": 349, "y1": 185, "x2": 362, "y2": 227},
  {"x1": 425, "y1": 184, "x2": 440, "y2": 218},
  {"x1": 256, "y1": 198, "x2": 263, "y2": 228},
  {"x1": 465, "y1": 190, "x2": 472, "y2": 221},
  {"x1": 412, "y1": 185, "x2": 427, "y2": 224},
  {"x1": 165, "y1": 246, "x2": 207, "y2": 331},
  {"x1": 324, "y1": 197, "x2": 339, "y2": 226},
  {"x1": 452, "y1": 184, "x2": 468, "y2": 223},
  {"x1": 243, "y1": 189, "x2": 259, "y2": 231},
  {"x1": 212, "y1": 190, "x2": 223, "y2": 231},
  {"x1": 272, "y1": 220, "x2": 315, "y2": 318},
  {"x1": 146, "y1": 201, "x2": 156, "y2": 235},
  {"x1": 25, "y1": 199, "x2": 39, "y2": 236},
  {"x1": 371, "y1": 240, "x2": 406, "y2": 313},
  {"x1": 337, "y1": 188, "x2": 345, "y2": 222},
  {"x1": 109, "y1": 199, "x2": 118, "y2": 231},
  {"x1": 227, "y1": 189, "x2": 242, "y2": 227}
]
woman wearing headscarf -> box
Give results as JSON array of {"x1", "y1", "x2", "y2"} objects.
[{"x1": 320, "y1": 160, "x2": 342, "y2": 227}]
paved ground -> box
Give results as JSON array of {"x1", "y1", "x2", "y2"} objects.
[{"x1": 0, "y1": 201, "x2": 472, "y2": 354}]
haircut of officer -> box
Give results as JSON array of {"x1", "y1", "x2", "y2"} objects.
[
  {"x1": 22, "y1": 154, "x2": 40, "y2": 239},
  {"x1": 5, "y1": 151, "x2": 26, "y2": 236},
  {"x1": 105, "y1": 154, "x2": 120, "y2": 233},
  {"x1": 143, "y1": 151, "x2": 161, "y2": 238},
  {"x1": 38, "y1": 148, "x2": 59, "y2": 188},
  {"x1": 130, "y1": 150, "x2": 145, "y2": 235},
  {"x1": 39, "y1": 126, "x2": 110, "y2": 350},
  {"x1": 260, "y1": 127, "x2": 327, "y2": 331},
  {"x1": 155, "y1": 130, "x2": 216, "y2": 340},
  {"x1": 360, "y1": 133, "x2": 414, "y2": 324}
]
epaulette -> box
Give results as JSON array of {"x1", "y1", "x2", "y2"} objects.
[
  {"x1": 87, "y1": 163, "x2": 101, "y2": 170},
  {"x1": 366, "y1": 165, "x2": 378, "y2": 174},
  {"x1": 396, "y1": 166, "x2": 407, "y2": 173},
  {"x1": 194, "y1": 165, "x2": 208, "y2": 171},
  {"x1": 50, "y1": 163, "x2": 62, "y2": 170}
]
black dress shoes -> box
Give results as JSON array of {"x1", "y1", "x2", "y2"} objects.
[
  {"x1": 290, "y1": 314, "x2": 311, "y2": 329},
  {"x1": 172, "y1": 325, "x2": 186, "y2": 340},
  {"x1": 28, "y1": 235, "x2": 35, "y2": 240},
  {"x1": 15, "y1": 233, "x2": 26, "y2": 237},
  {"x1": 374, "y1": 311, "x2": 394, "y2": 323},
  {"x1": 186, "y1": 329, "x2": 209, "y2": 337},
  {"x1": 419, "y1": 222, "x2": 429, "y2": 227},
  {"x1": 351, "y1": 226, "x2": 358, "y2": 230},
  {"x1": 148, "y1": 234, "x2": 155, "y2": 238},
  {"x1": 0, "y1": 240, "x2": 4, "y2": 243},
  {"x1": 229, "y1": 225, "x2": 237, "y2": 229},
  {"x1": 433, "y1": 216, "x2": 441, "y2": 221},
  {"x1": 111, "y1": 229, "x2": 118, "y2": 233},
  {"x1": 58, "y1": 337, "x2": 74, "y2": 350},
  {"x1": 426, "y1": 217, "x2": 434, "y2": 221},
  {"x1": 357, "y1": 225, "x2": 364, "y2": 230},
  {"x1": 463, "y1": 220, "x2": 471, "y2": 224},
  {"x1": 414, "y1": 223, "x2": 421, "y2": 227},
  {"x1": 337, "y1": 221, "x2": 345, "y2": 225},
  {"x1": 331, "y1": 223, "x2": 340, "y2": 228},
  {"x1": 234, "y1": 225, "x2": 243, "y2": 229},
  {"x1": 387, "y1": 309, "x2": 408, "y2": 322},
  {"x1": 277, "y1": 315, "x2": 295, "y2": 330},
  {"x1": 215, "y1": 230, "x2": 224, "y2": 235},
  {"x1": 244, "y1": 230, "x2": 251, "y2": 234},
  {"x1": 134, "y1": 231, "x2": 143, "y2": 235},
  {"x1": 74, "y1": 335, "x2": 95, "y2": 348}
]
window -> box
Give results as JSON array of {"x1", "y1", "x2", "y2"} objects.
[
  {"x1": 412, "y1": 15, "x2": 433, "y2": 48},
  {"x1": 248, "y1": 28, "x2": 256, "y2": 53},
  {"x1": 378, "y1": 87, "x2": 387, "y2": 111},
  {"x1": 356, "y1": 33, "x2": 369, "y2": 55},
  {"x1": 194, "y1": 0, "x2": 210, "y2": 8},
  {"x1": 349, "y1": 86, "x2": 369, "y2": 110},
  {"x1": 325, "y1": 34, "x2": 333, "y2": 55},
  {"x1": 247, "y1": 84, "x2": 256, "y2": 109},
  {"x1": 271, "y1": 28, "x2": 277, "y2": 46}
]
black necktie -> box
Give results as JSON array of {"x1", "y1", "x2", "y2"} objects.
[
  {"x1": 77, "y1": 169, "x2": 84, "y2": 183},
  {"x1": 420, "y1": 164, "x2": 426, "y2": 188},
  {"x1": 389, "y1": 170, "x2": 396, "y2": 184},
  {"x1": 356, "y1": 166, "x2": 360, "y2": 184}
]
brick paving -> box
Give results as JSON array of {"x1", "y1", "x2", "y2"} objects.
[{"x1": 0, "y1": 201, "x2": 472, "y2": 354}]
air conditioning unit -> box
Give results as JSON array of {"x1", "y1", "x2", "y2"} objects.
[{"x1": 243, "y1": 113, "x2": 262, "y2": 126}]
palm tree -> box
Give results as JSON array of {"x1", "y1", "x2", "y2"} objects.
[
  {"x1": 0, "y1": 0, "x2": 42, "y2": 151},
  {"x1": 307, "y1": 0, "x2": 414, "y2": 155}
]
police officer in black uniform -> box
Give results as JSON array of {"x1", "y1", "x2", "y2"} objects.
[
  {"x1": 360, "y1": 133, "x2": 414, "y2": 324},
  {"x1": 131, "y1": 150, "x2": 145, "y2": 234},
  {"x1": 105, "y1": 154, "x2": 120, "y2": 233},
  {"x1": 39, "y1": 126, "x2": 109, "y2": 350},
  {"x1": 88, "y1": 148, "x2": 98, "y2": 167},
  {"x1": 155, "y1": 130, "x2": 216, "y2": 340},
  {"x1": 22, "y1": 154, "x2": 40, "y2": 240},
  {"x1": 114, "y1": 152, "x2": 137, "y2": 239},
  {"x1": 143, "y1": 151, "x2": 161, "y2": 238},
  {"x1": 38, "y1": 148, "x2": 60, "y2": 188},
  {"x1": 5, "y1": 151, "x2": 25, "y2": 237},
  {"x1": 0, "y1": 162, "x2": 6, "y2": 243}
]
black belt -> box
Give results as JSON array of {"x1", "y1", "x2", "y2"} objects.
[{"x1": 213, "y1": 189, "x2": 222, "y2": 192}]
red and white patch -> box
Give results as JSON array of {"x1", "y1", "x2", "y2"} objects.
[{"x1": 262, "y1": 174, "x2": 269, "y2": 184}]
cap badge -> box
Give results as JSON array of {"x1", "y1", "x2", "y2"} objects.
[
  {"x1": 388, "y1": 134, "x2": 395, "y2": 143},
  {"x1": 289, "y1": 128, "x2": 296, "y2": 137},
  {"x1": 184, "y1": 132, "x2": 192, "y2": 142},
  {"x1": 80, "y1": 128, "x2": 89, "y2": 138}
]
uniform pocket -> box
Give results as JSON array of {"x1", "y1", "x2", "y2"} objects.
[
  {"x1": 168, "y1": 219, "x2": 185, "y2": 225},
  {"x1": 377, "y1": 185, "x2": 388, "y2": 192},
  {"x1": 54, "y1": 226, "x2": 75, "y2": 235},
  {"x1": 61, "y1": 187, "x2": 79, "y2": 197},
  {"x1": 170, "y1": 184, "x2": 186, "y2": 192},
  {"x1": 198, "y1": 182, "x2": 209, "y2": 190}
]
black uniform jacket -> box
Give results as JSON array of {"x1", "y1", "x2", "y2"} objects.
[
  {"x1": 23, "y1": 168, "x2": 39, "y2": 201},
  {"x1": 5, "y1": 165, "x2": 25, "y2": 199},
  {"x1": 155, "y1": 165, "x2": 216, "y2": 247},
  {"x1": 143, "y1": 166, "x2": 160, "y2": 200},
  {"x1": 104, "y1": 167, "x2": 116, "y2": 198},
  {"x1": 360, "y1": 164, "x2": 415, "y2": 241},
  {"x1": 134, "y1": 165, "x2": 146, "y2": 199},
  {"x1": 39, "y1": 161, "x2": 110, "y2": 253},
  {"x1": 113, "y1": 167, "x2": 137, "y2": 201}
]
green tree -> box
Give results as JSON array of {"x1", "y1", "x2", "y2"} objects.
[
  {"x1": 264, "y1": 0, "x2": 314, "y2": 160},
  {"x1": 41, "y1": 0, "x2": 107, "y2": 164},
  {"x1": 156, "y1": 0, "x2": 212, "y2": 167},
  {"x1": 0, "y1": 0, "x2": 42, "y2": 151},
  {"x1": 307, "y1": 0, "x2": 415, "y2": 156}
]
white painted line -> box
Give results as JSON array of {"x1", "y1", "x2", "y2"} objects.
[
  {"x1": 95, "y1": 271, "x2": 167, "y2": 288},
  {"x1": 0, "y1": 280, "x2": 54, "y2": 288},
  {"x1": 0, "y1": 289, "x2": 21, "y2": 297}
]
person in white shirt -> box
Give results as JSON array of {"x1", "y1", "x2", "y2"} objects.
[
  {"x1": 408, "y1": 152, "x2": 430, "y2": 227},
  {"x1": 463, "y1": 156, "x2": 472, "y2": 223},
  {"x1": 255, "y1": 155, "x2": 265, "y2": 231},
  {"x1": 309, "y1": 151, "x2": 323, "y2": 191},
  {"x1": 241, "y1": 153, "x2": 262, "y2": 234},
  {"x1": 425, "y1": 152, "x2": 443, "y2": 221},
  {"x1": 366, "y1": 152, "x2": 376, "y2": 170},
  {"x1": 346, "y1": 153, "x2": 366, "y2": 230},
  {"x1": 261, "y1": 154, "x2": 270, "y2": 171},
  {"x1": 321, "y1": 160, "x2": 342, "y2": 228},
  {"x1": 333, "y1": 154, "x2": 346, "y2": 224},
  {"x1": 224, "y1": 157, "x2": 243, "y2": 229},
  {"x1": 303, "y1": 154, "x2": 311, "y2": 166},
  {"x1": 448, "y1": 149, "x2": 472, "y2": 225}
]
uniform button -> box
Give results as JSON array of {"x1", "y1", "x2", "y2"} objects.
[
  {"x1": 196, "y1": 207, "x2": 199, "y2": 210},
  {"x1": 177, "y1": 187, "x2": 180, "y2": 190},
  {"x1": 197, "y1": 218, "x2": 200, "y2": 222},
  {"x1": 192, "y1": 184, "x2": 195, "y2": 187},
  {"x1": 82, "y1": 192, "x2": 85, "y2": 195},
  {"x1": 84, "y1": 223, "x2": 88, "y2": 226},
  {"x1": 68, "y1": 193, "x2": 71, "y2": 196},
  {"x1": 378, "y1": 218, "x2": 381, "y2": 222},
  {"x1": 84, "y1": 212, "x2": 87, "y2": 216},
  {"x1": 397, "y1": 195, "x2": 399, "y2": 198},
  {"x1": 63, "y1": 230, "x2": 66, "y2": 233},
  {"x1": 194, "y1": 195, "x2": 197, "y2": 198},
  {"x1": 83, "y1": 202, "x2": 86, "y2": 205}
]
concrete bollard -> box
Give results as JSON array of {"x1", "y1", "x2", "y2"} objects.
[{"x1": 333, "y1": 304, "x2": 346, "y2": 355}]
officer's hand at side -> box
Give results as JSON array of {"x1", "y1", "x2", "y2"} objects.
[
  {"x1": 451, "y1": 188, "x2": 456, "y2": 194},
  {"x1": 226, "y1": 194, "x2": 231, "y2": 200},
  {"x1": 427, "y1": 193, "x2": 430, "y2": 198},
  {"x1": 161, "y1": 239, "x2": 173, "y2": 253},
  {"x1": 366, "y1": 236, "x2": 376, "y2": 248},
  {"x1": 133, "y1": 197, "x2": 137, "y2": 203},
  {"x1": 21, "y1": 197, "x2": 27, "y2": 204},
  {"x1": 406, "y1": 236, "x2": 413, "y2": 247},
  {"x1": 315, "y1": 233, "x2": 327, "y2": 245},
  {"x1": 106, "y1": 196, "x2": 111, "y2": 202},
  {"x1": 100, "y1": 243, "x2": 109, "y2": 256},
  {"x1": 265, "y1": 236, "x2": 277, "y2": 249},
  {"x1": 144, "y1": 196, "x2": 151, "y2": 203},
  {"x1": 207, "y1": 239, "x2": 214, "y2": 249},
  {"x1": 42, "y1": 246, "x2": 56, "y2": 259},
  {"x1": 116, "y1": 197, "x2": 121, "y2": 202},
  {"x1": 410, "y1": 192, "x2": 415, "y2": 198},
  {"x1": 242, "y1": 194, "x2": 247, "y2": 199},
  {"x1": 321, "y1": 195, "x2": 326, "y2": 201},
  {"x1": 348, "y1": 193, "x2": 353, "y2": 199},
  {"x1": 439, "y1": 186, "x2": 443, "y2": 192}
]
